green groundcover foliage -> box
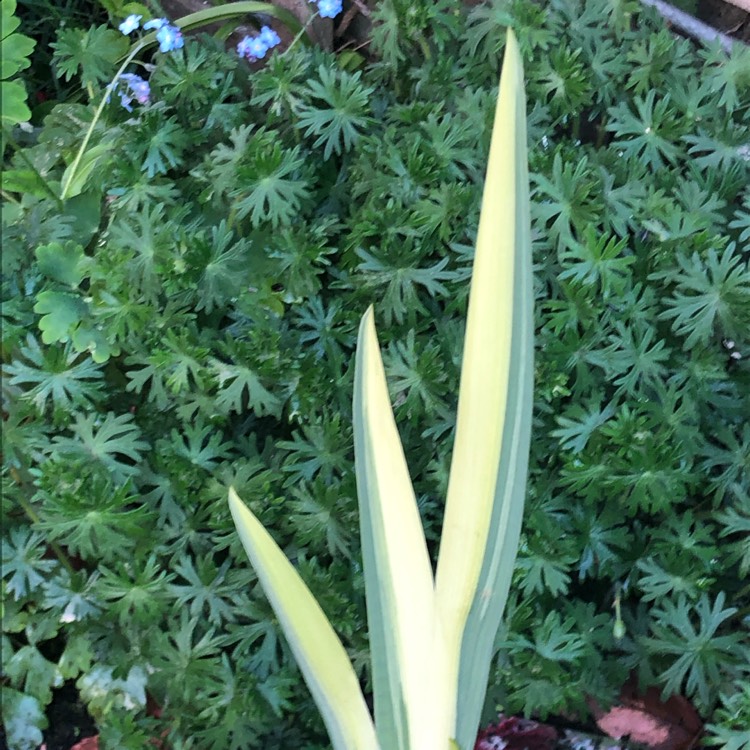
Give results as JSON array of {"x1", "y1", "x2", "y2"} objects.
[{"x1": 2, "y1": 0, "x2": 750, "y2": 747}]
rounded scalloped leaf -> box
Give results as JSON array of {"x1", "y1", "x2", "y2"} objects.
[
  {"x1": 0, "y1": 0, "x2": 20, "y2": 38},
  {"x1": 1, "y1": 687, "x2": 46, "y2": 750},
  {"x1": 71, "y1": 326, "x2": 120, "y2": 363},
  {"x1": 35, "y1": 242, "x2": 87, "y2": 287},
  {"x1": 121, "y1": 2, "x2": 150, "y2": 18},
  {"x1": 1, "y1": 28, "x2": 36, "y2": 78},
  {"x1": 1, "y1": 0, "x2": 36, "y2": 131},
  {"x1": 33, "y1": 291, "x2": 88, "y2": 345},
  {"x1": 0, "y1": 81, "x2": 30, "y2": 125}
]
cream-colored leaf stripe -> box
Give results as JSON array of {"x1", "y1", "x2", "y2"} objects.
[
  {"x1": 454, "y1": 37, "x2": 533, "y2": 742},
  {"x1": 228, "y1": 27, "x2": 532, "y2": 750},
  {"x1": 228, "y1": 489, "x2": 379, "y2": 750},
  {"x1": 354, "y1": 308, "x2": 451, "y2": 750},
  {"x1": 435, "y1": 29, "x2": 529, "y2": 739}
]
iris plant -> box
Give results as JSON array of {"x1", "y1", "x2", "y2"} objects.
[{"x1": 228, "y1": 29, "x2": 533, "y2": 750}]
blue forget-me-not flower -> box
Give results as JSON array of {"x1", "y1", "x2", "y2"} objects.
[
  {"x1": 118, "y1": 14, "x2": 183, "y2": 53},
  {"x1": 120, "y1": 73, "x2": 150, "y2": 104},
  {"x1": 317, "y1": 0, "x2": 343, "y2": 18},
  {"x1": 118, "y1": 72, "x2": 150, "y2": 111},
  {"x1": 236, "y1": 36, "x2": 254, "y2": 59},
  {"x1": 247, "y1": 36, "x2": 269, "y2": 58},
  {"x1": 156, "y1": 23, "x2": 184, "y2": 53},
  {"x1": 119, "y1": 14, "x2": 142, "y2": 34},
  {"x1": 113, "y1": 15, "x2": 184, "y2": 111},
  {"x1": 259, "y1": 26, "x2": 281, "y2": 48},
  {"x1": 237, "y1": 25, "x2": 281, "y2": 61}
]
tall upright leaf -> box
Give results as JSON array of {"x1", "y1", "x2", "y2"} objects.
[
  {"x1": 353, "y1": 308, "x2": 449, "y2": 750},
  {"x1": 434, "y1": 30, "x2": 533, "y2": 745}
]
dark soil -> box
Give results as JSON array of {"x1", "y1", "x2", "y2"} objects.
[
  {"x1": 698, "y1": 0, "x2": 750, "y2": 42},
  {"x1": 42, "y1": 682, "x2": 98, "y2": 750}
]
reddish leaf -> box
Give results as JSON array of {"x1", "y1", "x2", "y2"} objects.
[
  {"x1": 589, "y1": 675, "x2": 703, "y2": 750},
  {"x1": 70, "y1": 738, "x2": 99, "y2": 750},
  {"x1": 147, "y1": 691, "x2": 163, "y2": 718}
]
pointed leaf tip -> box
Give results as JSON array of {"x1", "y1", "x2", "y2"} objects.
[{"x1": 227, "y1": 487, "x2": 379, "y2": 750}]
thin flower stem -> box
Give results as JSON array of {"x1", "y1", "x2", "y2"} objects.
[
  {"x1": 283, "y1": 11, "x2": 319, "y2": 57},
  {"x1": 60, "y1": 40, "x2": 147, "y2": 201}
]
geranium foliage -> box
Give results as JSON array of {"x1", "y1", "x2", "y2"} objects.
[{"x1": 2, "y1": 0, "x2": 749, "y2": 747}]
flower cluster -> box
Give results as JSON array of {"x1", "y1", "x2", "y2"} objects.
[
  {"x1": 118, "y1": 73, "x2": 150, "y2": 111},
  {"x1": 114, "y1": 14, "x2": 185, "y2": 112},
  {"x1": 236, "y1": 26, "x2": 281, "y2": 61},
  {"x1": 118, "y1": 14, "x2": 185, "y2": 53},
  {"x1": 311, "y1": 0, "x2": 343, "y2": 19}
]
